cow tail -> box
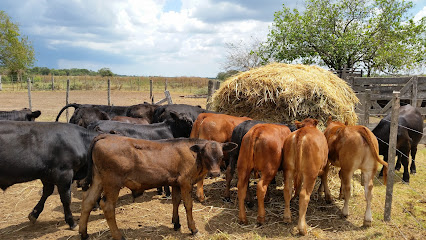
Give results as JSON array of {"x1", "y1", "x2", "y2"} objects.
[
  {"x1": 293, "y1": 134, "x2": 303, "y2": 194},
  {"x1": 359, "y1": 127, "x2": 388, "y2": 185},
  {"x1": 81, "y1": 134, "x2": 108, "y2": 191},
  {"x1": 55, "y1": 103, "x2": 80, "y2": 122}
]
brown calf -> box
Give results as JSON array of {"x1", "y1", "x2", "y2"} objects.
[
  {"x1": 111, "y1": 115, "x2": 150, "y2": 124},
  {"x1": 237, "y1": 123, "x2": 291, "y2": 225},
  {"x1": 79, "y1": 134, "x2": 237, "y2": 240},
  {"x1": 283, "y1": 119, "x2": 328, "y2": 235},
  {"x1": 322, "y1": 118, "x2": 388, "y2": 227},
  {"x1": 190, "y1": 112, "x2": 252, "y2": 202}
]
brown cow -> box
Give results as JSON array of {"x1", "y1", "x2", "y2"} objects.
[
  {"x1": 322, "y1": 118, "x2": 388, "y2": 227},
  {"x1": 111, "y1": 115, "x2": 150, "y2": 125},
  {"x1": 190, "y1": 112, "x2": 252, "y2": 202},
  {"x1": 236, "y1": 123, "x2": 291, "y2": 225},
  {"x1": 283, "y1": 119, "x2": 328, "y2": 235},
  {"x1": 79, "y1": 134, "x2": 237, "y2": 240}
]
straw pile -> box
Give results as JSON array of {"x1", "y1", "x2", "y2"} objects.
[{"x1": 211, "y1": 63, "x2": 359, "y2": 128}]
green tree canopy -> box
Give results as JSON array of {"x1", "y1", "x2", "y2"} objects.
[
  {"x1": 260, "y1": 0, "x2": 426, "y2": 76},
  {"x1": 0, "y1": 11, "x2": 35, "y2": 76},
  {"x1": 98, "y1": 67, "x2": 114, "y2": 77}
]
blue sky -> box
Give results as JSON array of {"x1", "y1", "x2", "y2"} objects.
[{"x1": 2, "y1": 0, "x2": 426, "y2": 77}]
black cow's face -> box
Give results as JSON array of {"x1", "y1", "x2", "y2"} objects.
[
  {"x1": 190, "y1": 141, "x2": 237, "y2": 177},
  {"x1": 168, "y1": 111, "x2": 194, "y2": 138},
  {"x1": 26, "y1": 110, "x2": 41, "y2": 121}
]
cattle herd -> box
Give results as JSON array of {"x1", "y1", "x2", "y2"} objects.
[{"x1": 0, "y1": 102, "x2": 423, "y2": 240}]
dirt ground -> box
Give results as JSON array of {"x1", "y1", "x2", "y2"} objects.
[{"x1": 0, "y1": 90, "x2": 425, "y2": 240}]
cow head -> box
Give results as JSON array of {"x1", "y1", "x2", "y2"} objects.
[
  {"x1": 295, "y1": 118, "x2": 318, "y2": 129},
  {"x1": 167, "y1": 111, "x2": 194, "y2": 138},
  {"x1": 190, "y1": 141, "x2": 237, "y2": 177},
  {"x1": 25, "y1": 109, "x2": 41, "y2": 121},
  {"x1": 72, "y1": 107, "x2": 110, "y2": 128}
]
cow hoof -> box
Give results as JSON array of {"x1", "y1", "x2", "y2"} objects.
[
  {"x1": 325, "y1": 197, "x2": 332, "y2": 204},
  {"x1": 190, "y1": 229, "x2": 199, "y2": 235},
  {"x1": 283, "y1": 217, "x2": 292, "y2": 223},
  {"x1": 238, "y1": 219, "x2": 248, "y2": 225},
  {"x1": 256, "y1": 216, "x2": 265, "y2": 226},
  {"x1": 80, "y1": 233, "x2": 89, "y2": 240},
  {"x1": 410, "y1": 169, "x2": 416, "y2": 174},
  {"x1": 363, "y1": 220, "x2": 372, "y2": 227},
  {"x1": 298, "y1": 228, "x2": 307, "y2": 236},
  {"x1": 69, "y1": 222, "x2": 77, "y2": 230},
  {"x1": 173, "y1": 223, "x2": 181, "y2": 231},
  {"x1": 28, "y1": 213, "x2": 37, "y2": 224}
]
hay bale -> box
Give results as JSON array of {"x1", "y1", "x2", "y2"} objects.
[{"x1": 211, "y1": 63, "x2": 359, "y2": 128}]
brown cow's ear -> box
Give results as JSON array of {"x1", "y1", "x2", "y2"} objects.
[
  {"x1": 313, "y1": 119, "x2": 319, "y2": 126},
  {"x1": 295, "y1": 121, "x2": 303, "y2": 129},
  {"x1": 326, "y1": 116, "x2": 333, "y2": 125},
  {"x1": 222, "y1": 142, "x2": 238, "y2": 152},
  {"x1": 190, "y1": 144, "x2": 203, "y2": 153}
]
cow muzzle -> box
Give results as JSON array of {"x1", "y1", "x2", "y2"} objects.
[{"x1": 209, "y1": 169, "x2": 221, "y2": 178}]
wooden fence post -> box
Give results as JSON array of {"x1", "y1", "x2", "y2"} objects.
[
  {"x1": 27, "y1": 78, "x2": 32, "y2": 111},
  {"x1": 51, "y1": 74, "x2": 54, "y2": 91},
  {"x1": 206, "y1": 79, "x2": 215, "y2": 110},
  {"x1": 412, "y1": 76, "x2": 418, "y2": 107},
  {"x1": 165, "y1": 79, "x2": 168, "y2": 91},
  {"x1": 165, "y1": 90, "x2": 173, "y2": 104},
  {"x1": 150, "y1": 79, "x2": 154, "y2": 104},
  {"x1": 66, "y1": 79, "x2": 70, "y2": 122},
  {"x1": 384, "y1": 91, "x2": 400, "y2": 222},
  {"x1": 107, "y1": 78, "x2": 111, "y2": 106},
  {"x1": 362, "y1": 89, "x2": 371, "y2": 126}
]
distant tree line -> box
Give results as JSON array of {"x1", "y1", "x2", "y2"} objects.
[{"x1": 27, "y1": 67, "x2": 114, "y2": 77}]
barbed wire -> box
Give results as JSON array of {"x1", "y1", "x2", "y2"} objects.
[
  {"x1": 375, "y1": 136, "x2": 426, "y2": 200},
  {"x1": 379, "y1": 118, "x2": 425, "y2": 136}
]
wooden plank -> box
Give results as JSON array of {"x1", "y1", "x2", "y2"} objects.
[{"x1": 353, "y1": 76, "x2": 412, "y2": 85}]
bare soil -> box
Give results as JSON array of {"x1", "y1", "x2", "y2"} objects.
[{"x1": 0, "y1": 90, "x2": 425, "y2": 240}]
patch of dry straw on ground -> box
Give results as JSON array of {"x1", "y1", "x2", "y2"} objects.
[{"x1": 211, "y1": 63, "x2": 359, "y2": 128}]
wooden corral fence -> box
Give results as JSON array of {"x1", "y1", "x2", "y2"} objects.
[{"x1": 345, "y1": 76, "x2": 426, "y2": 127}]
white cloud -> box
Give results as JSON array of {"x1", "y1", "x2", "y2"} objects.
[{"x1": 414, "y1": 6, "x2": 426, "y2": 22}]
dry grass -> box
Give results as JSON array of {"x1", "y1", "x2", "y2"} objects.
[{"x1": 211, "y1": 63, "x2": 359, "y2": 129}]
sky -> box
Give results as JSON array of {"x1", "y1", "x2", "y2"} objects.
[{"x1": 2, "y1": 0, "x2": 426, "y2": 78}]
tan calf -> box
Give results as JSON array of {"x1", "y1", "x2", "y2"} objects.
[
  {"x1": 283, "y1": 119, "x2": 328, "y2": 235},
  {"x1": 322, "y1": 118, "x2": 388, "y2": 227}
]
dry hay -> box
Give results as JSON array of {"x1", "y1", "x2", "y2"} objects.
[{"x1": 211, "y1": 63, "x2": 359, "y2": 128}]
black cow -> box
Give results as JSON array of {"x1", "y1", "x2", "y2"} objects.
[
  {"x1": 0, "y1": 121, "x2": 98, "y2": 229},
  {"x1": 373, "y1": 104, "x2": 423, "y2": 182},
  {"x1": 70, "y1": 107, "x2": 110, "y2": 128},
  {"x1": 152, "y1": 104, "x2": 214, "y2": 123},
  {"x1": 0, "y1": 108, "x2": 41, "y2": 121},
  {"x1": 87, "y1": 111, "x2": 193, "y2": 197},
  {"x1": 55, "y1": 103, "x2": 158, "y2": 126}
]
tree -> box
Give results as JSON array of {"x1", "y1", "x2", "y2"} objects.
[
  {"x1": 260, "y1": 0, "x2": 426, "y2": 76},
  {"x1": 216, "y1": 70, "x2": 240, "y2": 81},
  {"x1": 98, "y1": 68, "x2": 114, "y2": 77},
  {"x1": 0, "y1": 11, "x2": 35, "y2": 79},
  {"x1": 222, "y1": 37, "x2": 265, "y2": 72}
]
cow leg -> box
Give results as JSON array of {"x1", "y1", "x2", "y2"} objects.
[
  {"x1": 298, "y1": 176, "x2": 316, "y2": 236},
  {"x1": 28, "y1": 181, "x2": 54, "y2": 224},
  {"x1": 410, "y1": 145, "x2": 417, "y2": 174},
  {"x1": 395, "y1": 152, "x2": 402, "y2": 171},
  {"x1": 57, "y1": 180, "x2": 76, "y2": 229},
  {"x1": 180, "y1": 184, "x2": 198, "y2": 235},
  {"x1": 256, "y1": 173, "x2": 275, "y2": 225},
  {"x1": 399, "y1": 145, "x2": 410, "y2": 182},
  {"x1": 79, "y1": 173, "x2": 103, "y2": 240},
  {"x1": 164, "y1": 185, "x2": 171, "y2": 197},
  {"x1": 319, "y1": 162, "x2": 332, "y2": 203},
  {"x1": 171, "y1": 186, "x2": 182, "y2": 231},
  {"x1": 100, "y1": 186, "x2": 122, "y2": 240},
  {"x1": 283, "y1": 169, "x2": 294, "y2": 223},
  {"x1": 224, "y1": 165, "x2": 233, "y2": 202},
  {"x1": 362, "y1": 171, "x2": 374, "y2": 227},
  {"x1": 196, "y1": 179, "x2": 205, "y2": 202},
  {"x1": 379, "y1": 152, "x2": 388, "y2": 177},
  {"x1": 237, "y1": 169, "x2": 250, "y2": 224},
  {"x1": 340, "y1": 169, "x2": 353, "y2": 217}
]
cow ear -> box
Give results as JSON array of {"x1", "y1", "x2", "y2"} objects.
[
  {"x1": 222, "y1": 142, "x2": 238, "y2": 152},
  {"x1": 190, "y1": 144, "x2": 203, "y2": 153},
  {"x1": 327, "y1": 116, "x2": 333, "y2": 125},
  {"x1": 295, "y1": 121, "x2": 303, "y2": 129},
  {"x1": 312, "y1": 119, "x2": 319, "y2": 126},
  {"x1": 32, "y1": 110, "x2": 41, "y2": 118}
]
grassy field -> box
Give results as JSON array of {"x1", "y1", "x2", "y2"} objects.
[{"x1": 0, "y1": 90, "x2": 425, "y2": 240}]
